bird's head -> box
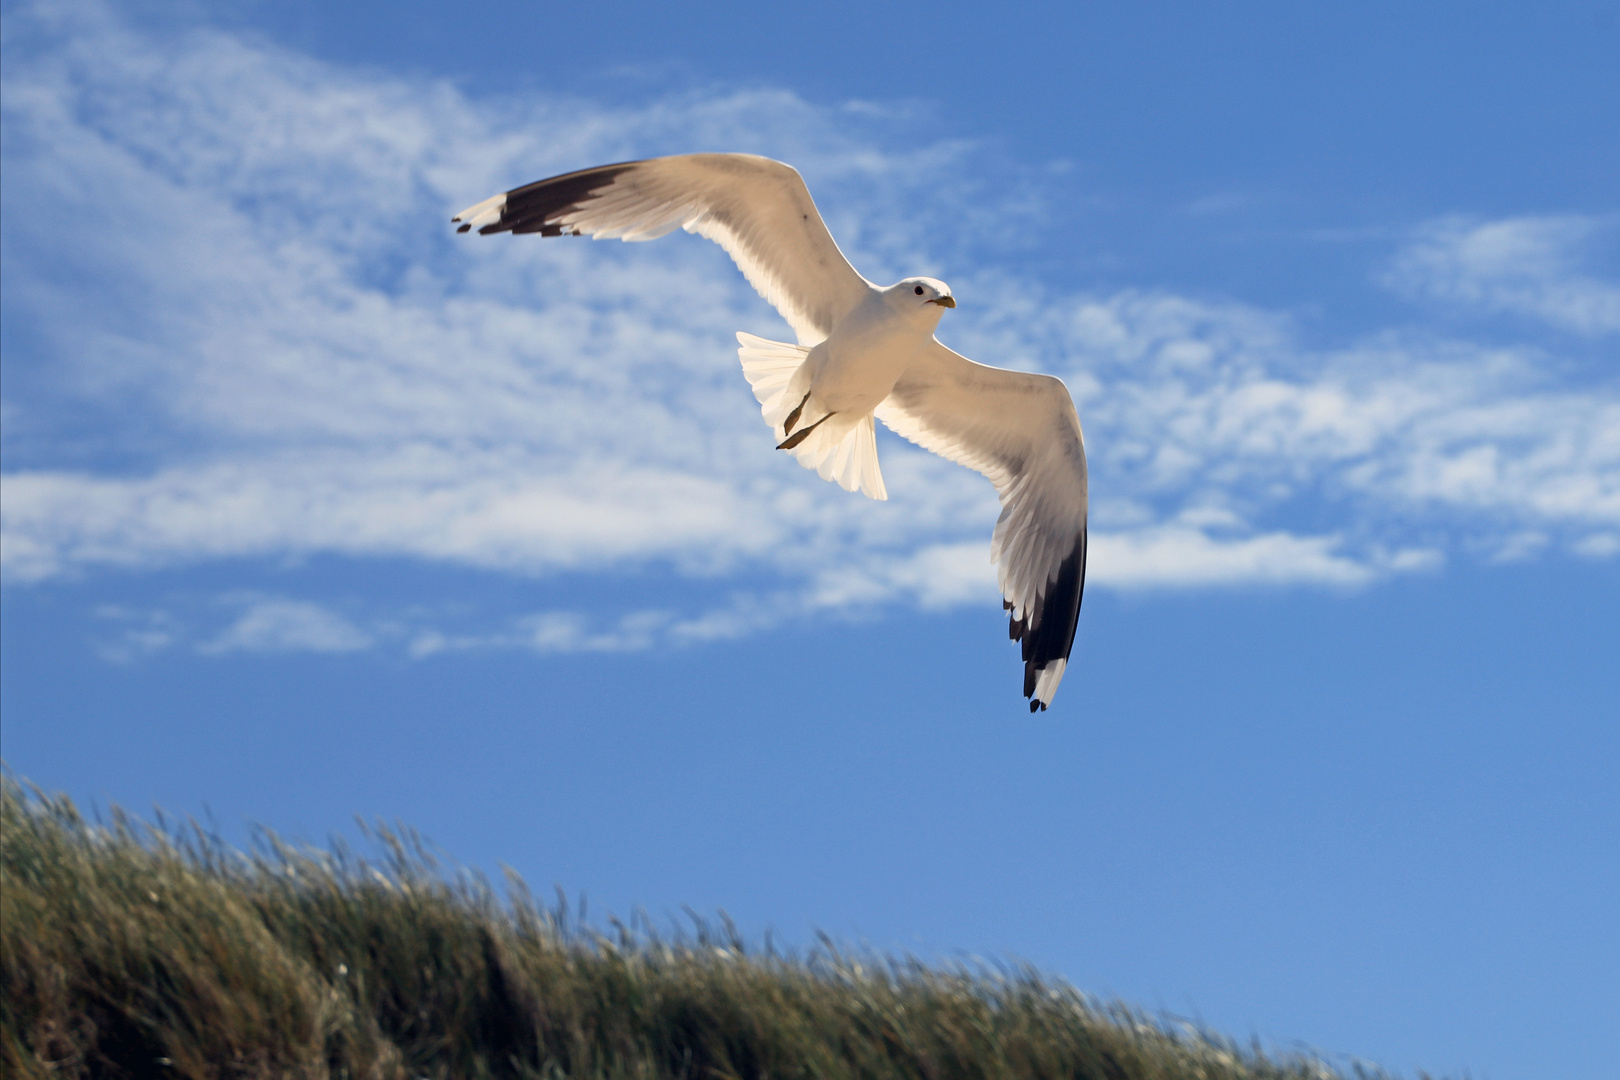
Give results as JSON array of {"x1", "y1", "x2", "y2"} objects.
[{"x1": 889, "y1": 277, "x2": 956, "y2": 319}]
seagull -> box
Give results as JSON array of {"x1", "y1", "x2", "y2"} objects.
[{"x1": 453, "y1": 153, "x2": 1087, "y2": 712}]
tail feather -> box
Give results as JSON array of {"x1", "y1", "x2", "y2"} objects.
[
  {"x1": 736, "y1": 332, "x2": 887, "y2": 501},
  {"x1": 736, "y1": 331, "x2": 810, "y2": 432}
]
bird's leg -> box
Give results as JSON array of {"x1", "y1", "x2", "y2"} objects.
[
  {"x1": 777, "y1": 412, "x2": 834, "y2": 450},
  {"x1": 782, "y1": 390, "x2": 812, "y2": 436}
]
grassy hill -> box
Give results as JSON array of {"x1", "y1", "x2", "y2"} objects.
[{"x1": 2, "y1": 775, "x2": 1404, "y2": 1080}]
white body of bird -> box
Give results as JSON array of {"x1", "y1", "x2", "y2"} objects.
[
  {"x1": 796, "y1": 281, "x2": 953, "y2": 420},
  {"x1": 765, "y1": 279, "x2": 955, "y2": 490}
]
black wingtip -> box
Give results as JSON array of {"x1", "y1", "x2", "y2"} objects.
[
  {"x1": 1008, "y1": 526, "x2": 1087, "y2": 711},
  {"x1": 1029, "y1": 700, "x2": 1041, "y2": 714},
  {"x1": 489, "y1": 161, "x2": 638, "y2": 239},
  {"x1": 455, "y1": 223, "x2": 471, "y2": 233}
]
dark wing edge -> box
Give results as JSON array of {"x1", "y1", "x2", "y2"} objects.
[
  {"x1": 453, "y1": 162, "x2": 639, "y2": 236},
  {"x1": 1007, "y1": 524, "x2": 1086, "y2": 713}
]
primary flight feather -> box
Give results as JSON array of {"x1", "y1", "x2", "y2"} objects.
[{"x1": 453, "y1": 153, "x2": 1088, "y2": 711}]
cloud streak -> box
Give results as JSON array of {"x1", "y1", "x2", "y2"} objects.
[
  {"x1": 200, "y1": 597, "x2": 373, "y2": 655},
  {"x1": 1385, "y1": 215, "x2": 1620, "y2": 336},
  {"x1": 3, "y1": 0, "x2": 1617, "y2": 656}
]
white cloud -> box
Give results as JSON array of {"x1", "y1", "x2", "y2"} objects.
[
  {"x1": 1573, "y1": 533, "x2": 1620, "y2": 559},
  {"x1": 89, "y1": 591, "x2": 793, "y2": 660},
  {"x1": 398, "y1": 595, "x2": 809, "y2": 659},
  {"x1": 0, "y1": 456, "x2": 782, "y2": 582},
  {"x1": 1093, "y1": 527, "x2": 1371, "y2": 589},
  {"x1": 963, "y1": 289, "x2": 1620, "y2": 540},
  {"x1": 1384, "y1": 216, "x2": 1620, "y2": 335},
  {"x1": 92, "y1": 604, "x2": 182, "y2": 664},
  {"x1": 2, "y1": 0, "x2": 1618, "y2": 658},
  {"x1": 199, "y1": 597, "x2": 373, "y2": 654}
]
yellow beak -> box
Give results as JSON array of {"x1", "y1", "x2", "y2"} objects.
[{"x1": 929, "y1": 296, "x2": 956, "y2": 308}]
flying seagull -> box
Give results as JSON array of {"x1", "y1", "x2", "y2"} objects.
[{"x1": 453, "y1": 153, "x2": 1087, "y2": 711}]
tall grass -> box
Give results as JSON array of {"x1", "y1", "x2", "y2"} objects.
[{"x1": 2, "y1": 774, "x2": 1393, "y2": 1080}]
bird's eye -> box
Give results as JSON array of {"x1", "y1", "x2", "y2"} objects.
[{"x1": 914, "y1": 285, "x2": 924, "y2": 295}]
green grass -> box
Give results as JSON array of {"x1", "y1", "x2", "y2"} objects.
[{"x1": 2, "y1": 773, "x2": 1404, "y2": 1080}]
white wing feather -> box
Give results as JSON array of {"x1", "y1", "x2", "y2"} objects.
[
  {"x1": 454, "y1": 153, "x2": 872, "y2": 346},
  {"x1": 876, "y1": 340, "x2": 1088, "y2": 708}
]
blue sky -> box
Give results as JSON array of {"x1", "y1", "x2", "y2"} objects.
[{"x1": 2, "y1": 1, "x2": 1617, "y2": 1076}]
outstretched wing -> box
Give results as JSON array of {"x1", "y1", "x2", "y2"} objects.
[
  {"x1": 876, "y1": 340, "x2": 1088, "y2": 711},
  {"x1": 453, "y1": 153, "x2": 872, "y2": 345}
]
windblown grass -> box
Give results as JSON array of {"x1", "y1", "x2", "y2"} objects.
[{"x1": 2, "y1": 774, "x2": 1396, "y2": 1080}]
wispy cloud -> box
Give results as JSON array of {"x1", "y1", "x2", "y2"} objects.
[
  {"x1": 85, "y1": 590, "x2": 801, "y2": 661},
  {"x1": 2, "y1": 0, "x2": 1617, "y2": 658},
  {"x1": 92, "y1": 604, "x2": 182, "y2": 664},
  {"x1": 1384, "y1": 215, "x2": 1620, "y2": 335},
  {"x1": 200, "y1": 597, "x2": 373, "y2": 655}
]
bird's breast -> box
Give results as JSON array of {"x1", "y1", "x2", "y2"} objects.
[{"x1": 812, "y1": 311, "x2": 933, "y2": 413}]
